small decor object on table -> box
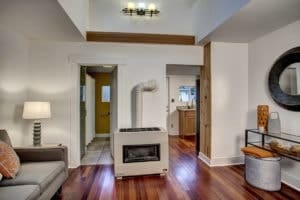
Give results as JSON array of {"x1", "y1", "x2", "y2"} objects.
[
  {"x1": 289, "y1": 145, "x2": 300, "y2": 158},
  {"x1": 22, "y1": 102, "x2": 51, "y2": 146},
  {"x1": 257, "y1": 105, "x2": 269, "y2": 132},
  {"x1": 268, "y1": 112, "x2": 281, "y2": 134},
  {"x1": 269, "y1": 140, "x2": 290, "y2": 155}
]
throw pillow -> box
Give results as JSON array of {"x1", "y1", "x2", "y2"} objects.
[{"x1": 0, "y1": 141, "x2": 20, "y2": 178}]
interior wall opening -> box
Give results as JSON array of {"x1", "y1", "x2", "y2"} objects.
[
  {"x1": 79, "y1": 65, "x2": 117, "y2": 165},
  {"x1": 166, "y1": 64, "x2": 201, "y2": 153}
]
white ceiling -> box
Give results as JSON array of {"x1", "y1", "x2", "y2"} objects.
[
  {"x1": 86, "y1": 65, "x2": 116, "y2": 73},
  {"x1": 88, "y1": 0, "x2": 196, "y2": 35},
  {"x1": 0, "y1": 0, "x2": 84, "y2": 41},
  {"x1": 1, "y1": 0, "x2": 299, "y2": 43},
  {"x1": 200, "y1": 0, "x2": 300, "y2": 44}
]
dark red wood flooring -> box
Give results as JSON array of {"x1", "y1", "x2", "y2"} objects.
[{"x1": 61, "y1": 136, "x2": 300, "y2": 200}]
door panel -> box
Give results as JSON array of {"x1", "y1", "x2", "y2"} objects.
[{"x1": 93, "y1": 73, "x2": 111, "y2": 134}]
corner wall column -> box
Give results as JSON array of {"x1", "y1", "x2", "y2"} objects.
[{"x1": 200, "y1": 43, "x2": 212, "y2": 158}]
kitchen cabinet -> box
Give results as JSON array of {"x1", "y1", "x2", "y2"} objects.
[{"x1": 178, "y1": 109, "x2": 196, "y2": 138}]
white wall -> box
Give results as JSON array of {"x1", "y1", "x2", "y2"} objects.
[
  {"x1": 193, "y1": 0, "x2": 249, "y2": 43},
  {"x1": 248, "y1": 20, "x2": 300, "y2": 190},
  {"x1": 0, "y1": 28, "x2": 30, "y2": 146},
  {"x1": 210, "y1": 42, "x2": 248, "y2": 164},
  {"x1": 89, "y1": 0, "x2": 195, "y2": 35},
  {"x1": 27, "y1": 41, "x2": 202, "y2": 167},
  {"x1": 58, "y1": 0, "x2": 89, "y2": 38},
  {"x1": 110, "y1": 67, "x2": 118, "y2": 155},
  {"x1": 85, "y1": 74, "x2": 95, "y2": 145},
  {"x1": 167, "y1": 75, "x2": 197, "y2": 135}
]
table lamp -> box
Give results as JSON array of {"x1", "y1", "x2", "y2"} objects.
[{"x1": 23, "y1": 102, "x2": 51, "y2": 146}]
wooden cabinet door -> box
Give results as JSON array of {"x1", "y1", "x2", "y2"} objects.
[
  {"x1": 183, "y1": 112, "x2": 196, "y2": 134},
  {"x1": 179, "y1": 110, "x2": 196, "y2": 137}
]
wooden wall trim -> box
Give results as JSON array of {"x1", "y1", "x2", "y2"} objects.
[
  {"x1": 200, "y1": 42, "x2": 212, "y2": 158},
  {"x1": 86, "y1": 31, "x2": 195, "y2": 45}
]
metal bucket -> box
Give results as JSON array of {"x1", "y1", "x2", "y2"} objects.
[{"x1": 245, "y1": 155, "x2": 281, "y2": 191}]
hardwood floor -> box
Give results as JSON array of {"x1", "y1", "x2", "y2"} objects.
[{"x1": 62, "y1": 136, "x2": 300, "y2": 200}]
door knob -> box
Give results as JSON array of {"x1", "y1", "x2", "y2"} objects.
[{"x1": 100, "y1": 112, "x2": 110, "y2": 117}]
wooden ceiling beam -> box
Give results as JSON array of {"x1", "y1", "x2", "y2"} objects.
[{"x1": 86, "y1": 31, "x2": 195, "y2": 45}]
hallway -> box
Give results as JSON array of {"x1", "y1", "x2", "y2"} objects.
[{"x1": 81, "y1": 137, "x2": 113, "y2": 165}]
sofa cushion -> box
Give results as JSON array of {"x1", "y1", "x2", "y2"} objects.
[
  {"x1": 0, "y1": 130, "x2": 12, "y2": 146},
  {"x1": 0, "y1": 141, "x2": 20, "y2": 178},
  {"x1": 0, "y1": 185, "x2": 40, "y2": 200},
  {"x1": 0, "y1": 161, "x2": 65, "y2": 193}
]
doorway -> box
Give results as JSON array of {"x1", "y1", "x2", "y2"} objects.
[
  {"x1": 79, "y1": 65, "x2": 117, "y2": 165},
  {"x1": 166, "y1": 64, "x2": 201, "y2": 153}
]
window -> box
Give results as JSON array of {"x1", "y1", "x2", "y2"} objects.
[
  {"x1": 102, "y1": 86, "x2": 110, "y2": 102},
  {"x1": 179, "y1": 86, "x2": 196, "y2": 102}
]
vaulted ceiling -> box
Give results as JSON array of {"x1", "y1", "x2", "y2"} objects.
[
  {"x1": 200, "y1": 0, "x2": 300, "y2": 43},
  {"x1": 0, "y1": 0, "x2": 300, "y2": 44},
  {"x1": 0, "y1": 0, "x2": 84, "y2": 41},
  {"x1": 89, "y1": 0, "x2": 197, "y2": 35}
]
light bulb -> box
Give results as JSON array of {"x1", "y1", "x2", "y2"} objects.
[
  {"x1": 148, "y1": 3, "x2": 156, "y2": 11},
  {"x1": 138, "y1": 2, "x2": 146, "y2": 9},
  {"x1": 127, "y1": 2, "x2": 135, "y2": 10},
  {"x1": 102, "y1": 65, "x2": 113, "y2": 68}
]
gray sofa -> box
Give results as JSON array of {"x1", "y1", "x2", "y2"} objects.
[{"x1": 0, "y1": 130, "x2": 68, "y2": 200}]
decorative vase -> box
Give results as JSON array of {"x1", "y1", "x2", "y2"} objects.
[
  {"x1": 268, "y1": 112, "x2": 281, "y2": 134},
  {"x1": 257, "y1": 105, "x2": 269, "y2": 132}
]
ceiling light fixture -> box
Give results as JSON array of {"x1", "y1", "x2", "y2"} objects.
[
  {"x1": 122, "y1": 2, "x2": 160, "y2": 17},
  {"x1": 102, "y1": 65, "x2": 113, "y2": 68}
]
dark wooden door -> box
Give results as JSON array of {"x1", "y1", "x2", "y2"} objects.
[
  {"x1": 80, "y1": 66, "x2": 86, "y2": 158},
  {"x1": 196, "y1": 79, "x2": 200, "y2": 153}
]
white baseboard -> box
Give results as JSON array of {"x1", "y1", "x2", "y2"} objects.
[
  {"x1": 198, "y1": 152, "x2": 244, "y2": 167},
  {"x1": 96, "y1": 133, "x2": 110, "y2": 138},
  {"x1": 210, "y1": 156, "x2": 245, "y2": 167},
  {"x1": 198, "y1": 152, "x2": 211, "y2": 166},
  {"x1": 282, "y1": 171, "x2": 300, "y2": 191}
]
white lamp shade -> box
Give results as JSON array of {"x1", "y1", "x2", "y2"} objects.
[{"x1": 23, "y1": 102, "x2": 51, "y2": 119}]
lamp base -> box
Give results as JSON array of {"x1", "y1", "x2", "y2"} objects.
[{"x1": 33, "y1": 121, "x2": 41, "y2": 146}]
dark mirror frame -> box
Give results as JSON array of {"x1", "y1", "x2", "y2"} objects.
[{"x1": 268, "y1": 46, "x2": 300, "y2": 111}]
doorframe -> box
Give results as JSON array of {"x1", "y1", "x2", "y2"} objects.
[
  {"x1": 166, "y1": 76, "x2": 170, "y2": 132},
  {"x1": 69, "y1": 55, "x2": 126, "y2": 168}
]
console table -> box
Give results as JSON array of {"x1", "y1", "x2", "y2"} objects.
[{"x1": 245, "y1": 129, "x2": 300, "y2": 161}]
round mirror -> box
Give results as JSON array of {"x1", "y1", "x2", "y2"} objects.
[
  {"x1": 279, "y1": 62, "x2": 300, "y2": 95},
  {"x1": 268, "y1": 47, "x2": 300, "y2": 111}
]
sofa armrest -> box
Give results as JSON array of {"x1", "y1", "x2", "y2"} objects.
[{"x1": 14, "y1": 146, "x2": 68, "y2": 173}]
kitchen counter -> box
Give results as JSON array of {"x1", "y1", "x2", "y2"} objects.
[{"x1": 176, "y1": 106, "x2": 196, "y2": 111}]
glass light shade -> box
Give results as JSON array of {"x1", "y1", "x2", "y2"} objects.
[
  {"x1": 148, "y1": 3, "x2": 156, "y2": 11},
  {"x1": 102, "y1": 65, "x2": 113, "y2": 68},
  {"x1": 23, "y1": 102, "x2": 51, "y2": 119},
  {"x1": 138, "y1": 2, "x2": 146, "y2": 9},
  {"x1": 127, "y1": 2, "x2": 135, "y2": 10}
]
